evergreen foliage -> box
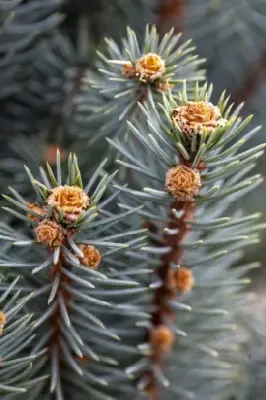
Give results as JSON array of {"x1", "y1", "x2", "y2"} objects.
[
  {"x1": 77, "y1": 26, "x2": 206, "y2": 141},
  {"x1": 0, "y1": 2, "x2": 265, "y2": 400},
  {"x1": 0, "y1": 277, "x2": 46, "y2": 397},
  {"x1": 0, "y1": 154, "x2": 147, "y2": 399},
  {"x1": 110, "y1": 82, "x2": 265, "y2": 399},
  {"x1": 0, "y1": 0, "x2": 64, "y2": 133},
  {"x1": 182, "y1": 0, "x2": 266, "y2": 95}
]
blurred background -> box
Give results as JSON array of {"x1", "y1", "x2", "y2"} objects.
[{"x1": 0, "y1": 0, "x2": 265, "y2": 285}]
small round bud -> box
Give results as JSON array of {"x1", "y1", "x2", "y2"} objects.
[
  {"x1": 172, "y1": 101, "x2": 227, "y2": 136},
  {"x1": 0, "y1": 311, "x2": 7, "y2": 335},
  {"x1": 150, "y1": 325, "x2": 175, "y2": 354},
  {"x1": 26, "y1": 202, "x2": 47, "y2": 223},
  {"x1": 135, "y1": 53, "x2": 165, "y2": 82},
  {"x1": 165, "y1": 165, "x2": 201, "y2": 201},
  {"x1": 168, "y1": 267, "x2": 194, "y2": 294},
  {"x1": 47, "y1": 185, "x2": 89, "y2": 222},
  {"x1": 35, "y1": 219, "x2": 63, "y2": 248},
  {"x1": 78, "y1": 244, "x2": 102, "y2": 269}
]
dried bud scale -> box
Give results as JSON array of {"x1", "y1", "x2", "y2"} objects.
[
  {"x1": 171, "y1": 101, "x2": 227, "y2": 136},
  {"x1": 121, "y1": 52, "x2": 172, "y2": 93},
  {"x1": 27, "y1": 202, "x2": 47, "y2": 223},
  {"x1": 35, "y1": 219, "x2": 63, "y2": 247},
  {"x1": 168, "y1": 267, "x2": 194, "y2": 294},
  {"x1": 135, "y1": 53, "x2": 166, "y2": 82},
  {"x1": 150, "y1": 325, "x2": 175, "y2": 358},
  {"x1": 47, "y1": 185, "x2": 89, "y2": 222},
  {"x1": 165, "y1": 165, "x2": 201, "y2": 201},
  {"x1": 78, "y1": 244, "x2": 102, "y2": 269}
]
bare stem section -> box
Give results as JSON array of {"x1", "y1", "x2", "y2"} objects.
[
  {"x1": 49, "y1": 243, "x2": 72, "y2": 394},
  {"x1": 147, "y1": 200, "x2": 195, "y2": 399}
]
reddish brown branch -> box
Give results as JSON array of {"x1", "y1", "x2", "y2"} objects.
[
  {"x1": 157, "y1": 0, "x2": 187, "y2": 34},
  {"x1": 153, "y1": 200, "x2": 195, "y2": 327},
  {"x1": 234, "y1": 50, "x2": 266, "y2": 103},
  {"x1": 48, "y1": 240, "x2": 73, "y2": 398},
  {"x1": 144, "y1": 146, "x2": 205, "y2": 398},
  {"x1": 146, "y1": 200, "x2": 196, "y2": 399}
]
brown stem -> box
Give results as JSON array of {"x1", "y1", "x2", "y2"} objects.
[
  {"x1": 146, "y1": 200, "x2": 195, "y2": 399},
  {"x1": 233, "y1": 50, "x2": 266, "y2": 103},
  {"x1": 48, "y1": 239, "x2": 73, "y2": 398},
  {"x1": 153, "y1": 200, "x2": 195, "y2": 327},
  {"x1": 157, "y1": 0, "x2": 187, "y2": 34}
]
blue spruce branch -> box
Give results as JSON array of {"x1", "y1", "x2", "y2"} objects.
[
  {"x1": 0, "y1": 277, "x2": 48, "y2": 397},
  {"x1": 0, "y1": 152, "x2": 149, "y2": 399},
  {"x1": 0, "y1": 20, "x2": 265, "y2": 400},
  {"x1": 75, "y1": 25, "x2": 206, "y2": 144},
  {"x1": 111, "y1": 81, "x2": 265, "y2": 399}
]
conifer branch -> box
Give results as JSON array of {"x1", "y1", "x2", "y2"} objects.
[
  {"x1": 0, "y1": 152, "x2": 148, "y2": 399},
  {"x1": 234, "y1": 48, "x2": 266, "y2": 103},
  {"x1": 0, "y1": 277, "x2": 47, "y2": 396},
  {"x1": 147, "y1": 200, "x2": 195, "y2": 399},
  {"x1": 157, "y1": 0, "x2": 186, "y2": 33},
  {"x1": 75, "y1": 25, "x2": 206, "y2": 145},
  {"x1": 0, "y1": 17, "x2": 265, "y2": 399},
  {"x1": 111, "y1": 82, "x2": 265, "y2": 398}
]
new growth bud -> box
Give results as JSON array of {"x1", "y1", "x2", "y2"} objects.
[
  {"x1": 165, "y1": 165, "x2": 201, "y2": 201},
  {"x1": 172, "y1": 101, "x2": 226, "y2": 136}
]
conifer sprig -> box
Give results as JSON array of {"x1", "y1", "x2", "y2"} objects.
[
  {"x1": 0, "y1": 15, "x2": 265, "y2": 400},
  {"x1": 0, "y1": 278, "x2": 48, "y2": 397},
  {"x1": 0, "y1": 152, "x2": 149, "y2": 400},
  {"x1": 0, "y1": 0, "x2": 63, "y2": 101},
  {"x1": 76, "y1": 25, "x2": 206, "y2": 143},
  {"x1": 111, "y1": 83, "x2": 265, "y2": 398}
]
